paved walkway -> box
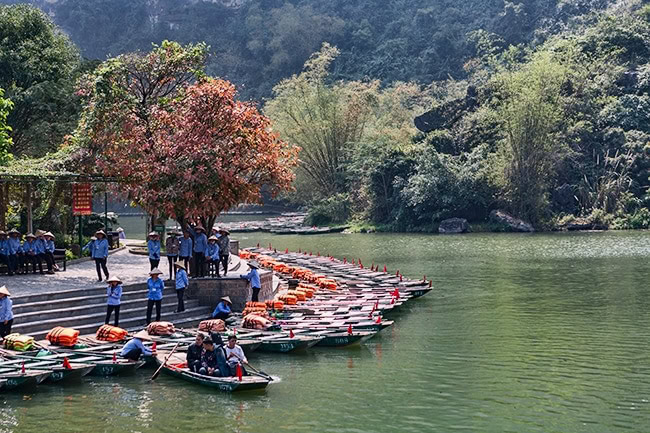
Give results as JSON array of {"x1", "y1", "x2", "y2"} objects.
[
  {"x1": 0, "y1": 248, "x2": 151, "y2": 296},
  {"x1": 0, "y1": 244, "x2": 246, "y2": 297}
]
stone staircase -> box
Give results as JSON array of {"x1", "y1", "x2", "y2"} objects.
[{"x1": 10, "y1": 283, "x2": 213, "y2": 340}]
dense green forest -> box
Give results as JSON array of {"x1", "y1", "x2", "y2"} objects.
[{"x1": 0, "y1": 0, "x2": 649, "y2": 232}]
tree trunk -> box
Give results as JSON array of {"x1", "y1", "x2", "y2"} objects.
[{"x1": 0, "y1": 182, "x2": 7, "y2": 229}]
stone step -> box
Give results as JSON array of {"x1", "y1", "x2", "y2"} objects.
[
  {"x1": 12, "y1": 303, "x2": 211, "y2": 336},
  {"x1": 11, "y1": 283, "x2": 152, "y2": 305},
  {"x1": 14, "y1": 297, "x2": 201, "y2": 322},
  {"x1": 12, "y1": 287, "x2": 183, "y2": 314}
]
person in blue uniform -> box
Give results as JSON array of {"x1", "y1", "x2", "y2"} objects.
[
  {"x1": 7, "y1": 229, "x2": 22, "y2": 275},
  {"x1": 105, "y1": 276, "x2": 123, "y2": 327},
  {"x1": 0, "y1": 231, "x2": 9, "y2": 275},
  {"x1": 0, "y1": 286, "x2": 13, "y2": 338},
  {"x1": 43, "y1": 232, "x2": 57, "y2": 273},
  {"x1": 35, "y1": 231, "x2": 53, "y2": 274},
  {"x1": 174, "y1": 262, "x2": 189, "y2": 313},
  {"x1": 240, "y1": 261, "x2": 262, "y2": 302},
  {"x1": 22, "y1": 233, "x2": 41, "y2": 274},
  {"x1": 120, "y1": 330, "x2": 155, "y2": 361},
  {"x1": 146, "y1": 268, "x2": 164, "y2": 324},
  {"x1": 147, "y1": 232, "x2": 161, "y2": 271},
  {"x1": 178, "y1": 231, "x2": 193, "y2": 272},
  {"x1": 211, "y1": 296, "x2": 232, "y2": 320},
  {"x1": 82, "y1": 236, "x2": 96, "y2": 256},
  {"x1": 188, "y1": 224, "x2": 208, "y2": 278},
  {"x1": 92, "y1": 230, "x2": 110, "y2": 282},
  {"x1": 205, "y1": 235, "x2": 220, "y2": 277}
]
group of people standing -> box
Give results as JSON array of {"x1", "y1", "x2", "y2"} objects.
[
  {"x1": 147, "y1": 226, "x2": 231, "y2": 280},
  {"x1": 0, "y1": 229, "x2": 59, "y2": 275}
]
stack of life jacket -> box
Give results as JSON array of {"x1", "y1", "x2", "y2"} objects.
[
  {"x1": 46, "y1": 327, "x2": 80, "y2": 347},
  {"x1": 198, "y1": 319, "x2": 226, "y2": 333},
  {"x1": 146, "y1": 321, "x2": 175, "y2": 336},
  {"x1": 3, "y1": 333, "x2": 35, "y2": 351},
  {"x1": 242, "y1": 314, "x2": 272, "y2": 330},
  {"x1": 95, "y1": 325, "x2": 129, "y2": 342}
]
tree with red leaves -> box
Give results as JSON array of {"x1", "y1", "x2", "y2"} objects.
[{"x1": 72, "y1": 41, "x2": 297, "y2": 230}]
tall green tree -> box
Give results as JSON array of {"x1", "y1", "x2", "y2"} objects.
[
  {"x1": 0, "y1": 4, "x2": 81, "y2": 157},
  {"x1": 0, "y1": 88, "x2": 12, "y2": 166}
]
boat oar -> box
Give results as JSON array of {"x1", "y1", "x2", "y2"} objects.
[
  {"x1": 244, "y1": 362, "x2": 273, "y2": 382},
  {"x1": 150, "y1": 343, "x2": 180, "y2": 381}
]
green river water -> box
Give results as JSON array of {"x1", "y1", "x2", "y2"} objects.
[{"x1": 2, "y1": 228, "x2": 650, "y2": 433}]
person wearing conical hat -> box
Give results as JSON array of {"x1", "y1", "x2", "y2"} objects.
[
  {"x1": 92, "y1": 230, "x2": 110, "y2": 282},
  {"x1": 7, "y1": 229, "x2": 22, "y2": 275},
  {"x1": 188, "y1": 224, "x2": 208, "y2": 278},
  {"x1": 0, "y1": 286, "x2": 13, "y2": 338},
  {"x1": 146, "y1": 268, "x2": 164, "y2": 324},
  {"x1": 217, "y1": 229, "x2": 231, "y2": 277},
  {"x1": 105, "y1": 276, "x2": 123, "y2": 327},
  {"x1": 34, "y1": 231, "x2": 53, "y2": 275},
  {"x1": 21, "y1": 233, "x2": 41, "y2": 275},
  {"x1": 240, "y1": 260, "x2": 261, "y2": 302},
  {"x1": 205, "y1": 235, "x2": 221, "y2": 278},
  {"x1": 211, "y1": 296, "x2": 232, "y2": 321},
  {"x1": 147, "y1": 232, "x2": 161, "y2": 271},
  {"x1": 43, "y1": 232, "x2": 57, "y2": 274},
  {"x1": 120, "y1": 330, "x2": 155, "y2": 361},
  {"x1": 174, "y1": 261, "x2": 188, "y2": 313},
  {"x1": 166, "y1": 231, "x2": 180, "y2": 280}
]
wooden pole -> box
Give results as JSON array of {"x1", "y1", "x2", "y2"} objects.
[{"x1": 26, "y1": 183, "x2": 33, "y2": 234}]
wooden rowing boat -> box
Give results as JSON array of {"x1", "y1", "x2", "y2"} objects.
[
  {"x1": 0, "y1": 370, "x2": 51, "y2": 390},
  {"x1": 155, "y1": 351, "x2": 270, "y2": 392},
  {"x1": 0, "y1": 357, "x2": 94, "y2": 383}
]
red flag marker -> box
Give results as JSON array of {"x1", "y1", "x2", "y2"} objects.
[
  {"x1": 343, "y1": 257, "x2": 347, "y2": 264},
  {"x1": 152, "y1": 341, "x2": 157, "y2": 351},
  {"x1": 113, "y1": 351, "x2": 117, "y2": 363},
  {"x1": 391, "y1": 297, "x2": 395, "y2": 305},
  {"x1": 352, "y1": 259, "x2": 356, "y2": 265},
  {"x1": 374, "y1": 300, "x2": 379, "y2": 310},
  {"x1": 236, "y1": 363, "x2": 243, "y2": 381},
  {"x1": 63, "y1": 357, "x2": 72, "y2": 370},
  {"x1": 375, "y1": 315, "x2": 382, "y2": 324},
  {"x1": 423, "y1": 275, "x2": 426, "y2": 282},
  {"x1": 383, "y1": 265, "x2": 387, "y2": 273},
  {"x1": 309, "y1": 251, "x2": 312, "y2": 256},
  {"x1": 256, "y1": 243, "x2": 260, "y2": 248},
  {"x1": 429, "y1": 281, "x2": 433, "y2": 288},
  {"x1": 396, "y1": 269, "x2": 400, "y2": 277},
  {"x1": 358, "y1": 259, "x2": 362, "y2": 266},
  {"x1": 285, "y1": 248, "x2": 289, "y2": 253},
  {"x1": 233, "y1": 327, "x2": 237, "y2": 335},
  {"x1": 289, "y1": 329, "x2": 295, "y2": 338},
  {"x1": 360, "y1": 263, "x2": 363, "y2": 269},
  {"x1": 21, "y1": 362, "x2": 25, "y2": 374},
  {"x1": 347, "y1": 324, "x2": 353, "y2": 335},
  {"x1": 399, "y1": 275, "x2": 403, "y2": 282}
]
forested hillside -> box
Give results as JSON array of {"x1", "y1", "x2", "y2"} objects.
[
  {"x1": 0, "y1": 0, "x2": 620, "y2": 100},
  {"x1": 0, "y1": 0, "x2": 648, "y2": 233}
]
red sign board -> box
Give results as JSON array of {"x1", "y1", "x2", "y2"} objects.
[{"x1": 72, "y1": 183, "x2": 92, "y2": 215}]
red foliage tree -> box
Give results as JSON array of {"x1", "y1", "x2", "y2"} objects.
[{"x1": 72, "y1": 42, "x2": 297, "y2": 229}]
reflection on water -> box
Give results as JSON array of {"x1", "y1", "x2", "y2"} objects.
[{"x1": 2, "y1": 230, "x2": 650, "y2": 432}]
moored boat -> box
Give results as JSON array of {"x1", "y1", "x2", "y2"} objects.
[
  {"x1": 0, "y1": 370, "x2": 51, "y2": 390},
  {"x1": 155, "y1": 351, "x2": 270, "y2": 392}
]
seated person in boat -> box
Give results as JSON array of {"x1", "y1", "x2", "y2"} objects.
[
  {"x1": 120, "y1": 330, "x2": 155, "y2": 361},
  {"x1": 186, "y1": 332, "x2": 204, "y2": 373},
  {"x1": 224, "y1": 335, "x2": 248, "y2": 376},
  {"x1": 210, "y1": 332, "x2": 230, "y2": 376},
  {"x1": 211, "y1": 296, "x2": 232, "y2": 321},
  {"x1": 198, "y1": 337, "x2": 221, "y2": 377}
]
